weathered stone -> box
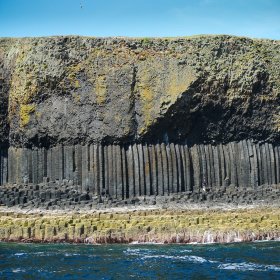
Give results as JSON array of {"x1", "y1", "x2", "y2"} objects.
[{"x1": 0, "y1": 35, "x2": 279, "y2": 208}]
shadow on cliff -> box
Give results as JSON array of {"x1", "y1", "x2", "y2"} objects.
[{"x1": 139, "y1": 76, "x2": 279, "y2": 146}]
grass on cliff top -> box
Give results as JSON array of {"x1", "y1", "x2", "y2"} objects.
[{"x1": 0, "y1": 34, "x2": 279, "y2": 42}]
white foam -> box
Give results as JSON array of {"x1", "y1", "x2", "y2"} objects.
[
  {"x1": 64, "y1": 253, "x2": 80, "y2": 257},
  {"x1": 218, "y1": 262, "x2": 280, "y2": 272},
  {"x1": 184, "y1": 255, "x2": 209, "y2": 263},
  {"x1": 180, "y1": 249, "x2": 192, "y2": 253},
  {"x1": 32, "y1": 252, "x2": 54, "y2": 256},
  {"x1": 12, "y1": 268, "x2": 26, "y2": 273},
  {"x1": 253, "y1": 240, "x2": 273, "y2": 243},
  {"x1": 142, "y1": 254, "x2": 216, "y2": 263},
  {"x1": 14, "y1": 253, "x2": 26, "y2": 256},
  {"x1": 124, "y1": 248, "x2": 153, "y2": 256},
  {"x1": 124, "y1": 247, "x2": 216, "y2": 263},
  {"x1": 129, "y1": 241, "x2": 164, "y2": 245}
]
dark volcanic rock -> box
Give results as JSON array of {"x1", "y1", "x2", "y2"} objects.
[{"x1": 0, "y1": 35, "x2": 278, "y2": 148}]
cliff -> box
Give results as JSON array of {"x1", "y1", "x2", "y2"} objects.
[
  {"x1": 0, "y1": 35, "x2": 279, "y2": 202},
  {"x1": 0, "y1": 35, "x2": 280, "y2": 244},
  {"x1": 0, "y1": 35, "x2": 279, "y2": 148}
]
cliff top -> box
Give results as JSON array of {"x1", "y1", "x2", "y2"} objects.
[{"x1": 1, "y1": 33, "x2": 280, "y2": 40}]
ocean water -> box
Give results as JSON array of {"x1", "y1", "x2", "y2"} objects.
[{"x1": 0, "y1": 241, "x2": 279, "y2": 279}]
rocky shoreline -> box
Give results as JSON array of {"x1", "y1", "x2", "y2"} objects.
[
  {"x1": 1, "y1": 204, "x2": 279, "y2": 244},
  {"x1": 1, "y1": 182, "x2": 279, "y2": 245},
  {"x1": 1, "y1": 182, "x2": 279, "y2": 210}
]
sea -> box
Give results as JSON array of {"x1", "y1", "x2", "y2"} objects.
[{"x1": 0, "y1": 241, "x2": 279, "y2": 279}]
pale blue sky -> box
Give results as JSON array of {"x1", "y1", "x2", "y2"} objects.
[{"x1": 0, "y1": 0, "x2": 279, "y2": 39}]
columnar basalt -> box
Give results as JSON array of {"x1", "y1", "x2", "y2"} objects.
[
  {"x1": 0, "y1": 141, "x2": 280, "y2": 198},
  {"x1": 0, "y1": 35, "x2": 279, "y2": 208},
  {"x1": 1, "y1": 208, "x2": 280, "y2": 243},
  {"x1": 0, "y1": 141, "x2": 279, "y2": 209}
]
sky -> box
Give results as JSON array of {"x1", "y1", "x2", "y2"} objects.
[{"x1": 0, "y1": 0, "x2": 279, "y2": 39}]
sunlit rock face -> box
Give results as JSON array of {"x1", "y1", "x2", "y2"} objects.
[{"x1": 0, "y1": 35, "x2": 279, "y2": 148}]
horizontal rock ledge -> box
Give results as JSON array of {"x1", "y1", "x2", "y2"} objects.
[{"x1": 0, "y1": 207, "x2": 279, "y2": 244}]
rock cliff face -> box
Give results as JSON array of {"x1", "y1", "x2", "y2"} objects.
[
  {"x1": 0, "y1": 35, "x2": 279, "y2": 197},
  {"x1": 0, "y1": 35, "x2": 279, "y2": 148}
]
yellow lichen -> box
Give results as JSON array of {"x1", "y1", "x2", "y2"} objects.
[
  {"x1": 75, "y1": 80, "x2": 80, "y2": 88},
  {"x1": 95, "y1": 75, "x2": 107, "y2": 104},
  {"x1": 140, "y1": 87, "x2": 154, "y2": 130},
  {"x1": 35, "y1": 112, "x2": 42, "y2": 119},
  {"x1": 72, "y1": 93, "x2": 81, "y2": 103},
  {"x1": 8, "y1": 46, "x2": 40, "y2": 121},
  {"x1": 165, "y1": 68, "x2": 195, "y2": 103},
  {"x1": 65, "y1": 63, "x2": 83, "y2": 88},
  {"x1": 20, "y1": 104, "x2": 35, "y2": 127},
  {"x1": 273, "y1": 114, "x2": 280, "y2": 132},
  {"x1": 136, "y1": 58, "x2": 195, "y2": 135}
]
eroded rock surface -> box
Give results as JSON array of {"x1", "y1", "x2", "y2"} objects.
[
  {"x1": 1, "y1": 207, "x2": 280, "y2": 244},
  {"x1": 0, "y1": 35, "x2": 279, "y2": 148}
]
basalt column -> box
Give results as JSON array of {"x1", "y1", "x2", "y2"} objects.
[{"x1": 1, "y1": 142, "x2": 280, "y2": 199}]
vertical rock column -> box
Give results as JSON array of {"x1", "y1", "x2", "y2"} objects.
[
  {"x1": 37, "y1": 148, "x2": 46, "y2": 183},
  {"x1": 170, "y1": 143, "x2": 178, "y2": 193},
  {"x1": 247, "y1": 140, "x2": 258, "y2": 188},
  {"x1": 114, "y1": 145, "x2": 123, "y2": 199},
  {"x1": 92, "y1": 144, "x2": 99, "y2": 195},
  {"x1": 133, "y1": 144, "x2": 141, "y2": 197},
  {"x1": 184, "y1": 145, "x2": 192, "y2": 191},
  {"x1": 88, "y1": 145, "x2": 94, "y2": 193},
  {"x1": 121, "y1": 146, "x2": 128, "y2": 198},
  {"x1": 218, "y1": 144, "x2": 226, "y2": 186},
  {"x1": 74, "y1": 145, "x2": 82, "y2": 186},
  {"x1": 269, "y1": 143, "x2": 276, "y2": 186},
  {"x1": 143, "y1": 144, "x2": 151, "y2": 196},
  {"x1": 175, "y1": 144, "x2": 183, "y2": 193},
  {"x1": 190, "y1": 145, "x2": 201, "y2": 191},
  {"x1": 64, "y1": 146, "x2": 74, "y2": 182},
  {"x1": 31, "y1": 148, "x2": 38, "y2": 184},
  {"x1": 0, "y1": 149, "x2": 8, "y2": 185},
  {"x1": 156, "y1": 144, "x2": 164, "y2": 196},
  {"x1": 81, "y1": 145, "x2": 89, "y2": 190},
  {"x1": 213, "y1": 145, "x2": 221, "y2": 188},
  {"x1": 127, "y1": 145, "x2": 135, "y2": 197},
  {"x1": 149, "y1": 144, "x2": 158, "y2": 196},
  {"x1": 7, "y1": 148, "x2": 14, "y2": 184},
  {"x1": 275, "y1": 146, "x2": 280, "y2": 184}
]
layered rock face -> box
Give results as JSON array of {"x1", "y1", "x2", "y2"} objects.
[{"x1": 0, "y1": 35, "x2": 279, "y2": 202}]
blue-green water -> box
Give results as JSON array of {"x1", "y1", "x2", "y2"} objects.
[{"x1": 0, "y1": 242, "x2": 279, "y2": 279}]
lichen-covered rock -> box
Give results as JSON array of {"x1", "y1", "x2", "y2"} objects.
[
  {"x1": 0, "y1": 35, "x2": 279, "y2": 148},
  {"x1": 0, "y1": 207, "x2": 279, "y2": 243}
]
